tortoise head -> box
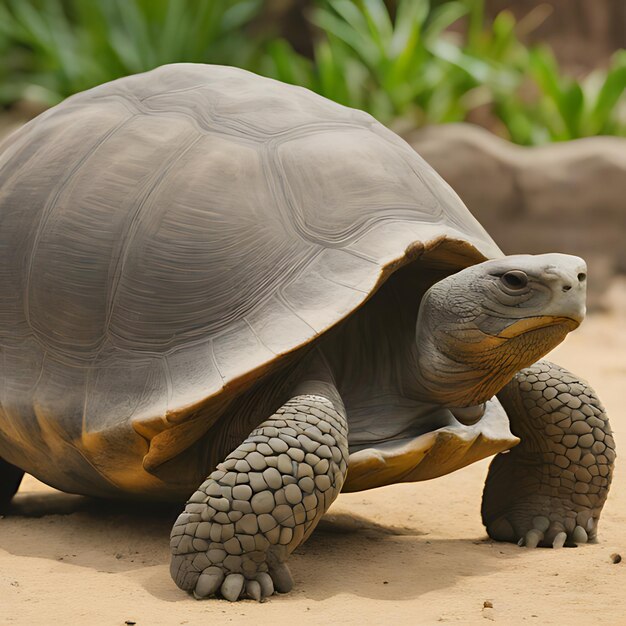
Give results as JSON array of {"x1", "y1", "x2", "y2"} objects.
[{"x1": 413, "y1": 253, "x2": 587, "y2": 408}]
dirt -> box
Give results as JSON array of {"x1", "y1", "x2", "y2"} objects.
[{"x1": 1, "y1": 281, "x2": 624, "y2": 625}]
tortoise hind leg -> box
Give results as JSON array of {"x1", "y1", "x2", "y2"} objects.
[
  {"x1": 482, "y1": 360, "x2": 615, "y2": 548},
  {"x1": 0, "y1": 457, "x2": 24, "y2": 513},
  {"x1": 169, "y1": 353, "x2": 349, "y2": 601}
]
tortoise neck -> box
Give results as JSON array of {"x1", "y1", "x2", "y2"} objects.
[{"x1": 411, "y1": 276, "x2": 572, "y2": 408}]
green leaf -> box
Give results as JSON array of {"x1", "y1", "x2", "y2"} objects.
[
  {"x1": 361, "y1": 0, "x2": 393, "y2": 47},
  {"x1": 560, "y1": 81, "x2": 584, "y2": 138},
  {"x1": 423, "y1": 2, "x2": 467, "y2": 46},
  {"x1": 588, "y1": 51, "x2": 626, "y2": 134},
  {"x1": 311, "y1": 6, "x2": 379, "y2": 69}
]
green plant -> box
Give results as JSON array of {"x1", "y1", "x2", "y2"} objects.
[
  {"x1": 0, "y1": 0, "x2": 623, "y2": 145},
  {"x1": 454, "y1": 1, "x2": 626, "y2": 144},
  {"x1": 260, "y1": 0, "x2": 626, "y2": 143},
  {"x1": 260, "y1": 0, "x2": 482, "y2": 125},
  {"x1": 0, "y1": 0, "x2": 263, "y2": 105},
  {"x1": 495, "y1": 46, "x2": 626, "y2": 144},
  {"x1": 259, "y1": 0, "x2": 531, "y2": 128}
]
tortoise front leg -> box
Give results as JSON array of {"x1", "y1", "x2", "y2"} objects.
[
  {"x1": 0, "y1": 456, "x2": 24, "y2": 514},
  {"x1": 169, "y1": 361, "x2": 349, "y2": 601},
  {"x1": 482, "y1": 360, "x2": 615, "y2": 548}
]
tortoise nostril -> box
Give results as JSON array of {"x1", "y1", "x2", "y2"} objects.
[
  {"x1": 578, "y1": 272, "x2": 587, "y2": 282},
  {"x1": 562, "y1": 284, "x2": 572, "y2": 292}
]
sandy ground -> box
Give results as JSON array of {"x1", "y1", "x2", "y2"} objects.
[{"x1": 1, "y1": 282, "x2": 625, "y2": 626}]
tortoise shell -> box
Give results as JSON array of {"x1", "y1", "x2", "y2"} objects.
[{"x1": 0, "y1": 64, "x2": 503, "y2": 497}]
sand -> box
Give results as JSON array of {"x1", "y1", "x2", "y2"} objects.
[{"x1": 1, "y1": 282, "x2": 624, "y2": 626}]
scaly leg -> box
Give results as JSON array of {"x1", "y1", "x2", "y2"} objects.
[
  {"x1": 169, "y1": 358, "x2": 349, "y2": 601},
  {"x1": 482, "y1": 360, "x2": 615, "y2": 548}
]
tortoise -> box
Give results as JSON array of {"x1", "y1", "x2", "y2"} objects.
[{"x1": 0, "y1": 64, "x2": 615, "y2": 602}]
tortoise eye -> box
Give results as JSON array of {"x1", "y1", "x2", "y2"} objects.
[{"x1": 501, "y1": 270, "x2": 529, "y2": 290}]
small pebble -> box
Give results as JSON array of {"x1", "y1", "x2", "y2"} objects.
[{"x1": 610, "y1": 553, "x2": 622, "y2": 564}]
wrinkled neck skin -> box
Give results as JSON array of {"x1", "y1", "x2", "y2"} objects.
[{"x1": 412, "y1": 284, "x2": 570, "y2": 409}]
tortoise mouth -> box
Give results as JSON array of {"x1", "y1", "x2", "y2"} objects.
[{"x1": 496, "y1": 315, "x2": 580, "y2": 339}]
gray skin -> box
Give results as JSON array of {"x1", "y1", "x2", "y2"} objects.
[{"x1": 169, "y1": 252, "x2": 614, "y2": 601}]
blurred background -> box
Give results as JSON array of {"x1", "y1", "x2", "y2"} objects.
[{"x1": 0, "y1": 0, "x2": 624, "y2": 305}]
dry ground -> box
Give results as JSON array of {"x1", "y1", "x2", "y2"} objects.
[{"x1": 1, "y1": 282, "x2": 624, "y2": 626}]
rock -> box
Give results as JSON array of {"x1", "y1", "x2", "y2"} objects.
[{"x1": 407, "y1": 123, "x2": 626, "y2": 308}]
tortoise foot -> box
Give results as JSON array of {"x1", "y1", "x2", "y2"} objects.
[
  {"x1": 485, "y1": 492, "x2": 600, "y2": 549},
  {"x1": 170, "y1": 393, "x2": 349, "y2": 601},
  {"x1": 483, "y1": 361, "x2": 615, "y2": 548},
  {"x1": 170, "y1": 546, "x2": 291, "y2": 602}
]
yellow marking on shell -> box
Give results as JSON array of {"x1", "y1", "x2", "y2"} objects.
[{"x1": 342, "y1": 398, "x2": 519, "y2": 492}]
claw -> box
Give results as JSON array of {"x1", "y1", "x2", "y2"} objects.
[
  {"x1": 193, "y1": 567, "x2": 224, "y2": 599},
  {"x1": 246, "y1": 579, "x2": 262, "y2": 602},
  {"x1": 221, "y1": 573, "x2": 245, "y2": 602},
  {"x1": 517, "y1": 537, "x2": 525, "y2": 547},
  {"x1": 572, "y1": 526, "x2": 588, "y2": 544},
  {"x1": 257, "y1": 572, "x2": 274, "y2": 599},
  {"x1": 524, "y1": 529, "x2": 544, "y2": 548},
  {"x1": 586, "y1": 518, "x2": 595, "y2": 532},
  {"x1": 552, "y1": 532, "x2": 567, "y2": 549},
  {"x1": 268, "y1": 561, "x2": 294, "y2": 593}
]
